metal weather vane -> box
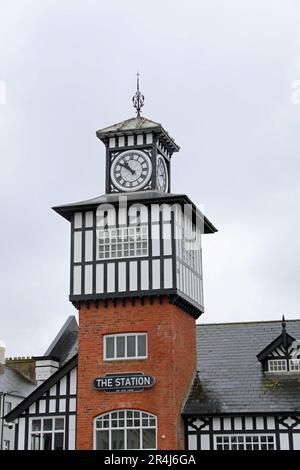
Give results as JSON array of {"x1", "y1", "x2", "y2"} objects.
[{"x1": 132, "y1": 70, "x2": 144, "y2": 117}]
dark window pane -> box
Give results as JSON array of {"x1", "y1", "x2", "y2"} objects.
[
  {"x1": 43, "y1": 433, "x2": 52, "y2": 450},
  {"x1": 127, "y1": 429, "x2": 140, "y2": 450},
  {"x1": 55, "y1": 418, "x2": 64, "y2": 431},
  {"x1": 127, "y1": 336, "x2": 136, "y2": 357},
  {"x1": 138, "y1": 335, "x2": 146, "y2": 357},
  {"x1": 43, "y1": 419, "x2": 53, "y2": 431},
  {"x1": 96, "y1": 431, "x2": 109, "y2": 450},
  {"x1": 31, "y1": 434, "x2": 41, "y2": 450},
  {"x1": 116, "y1": 336, "x2": 125, "y2": 358},
  {"x1": 143, "y1": 429, "x2": 156, "y2": 449},
  {"x1": 54, "y1": 433, "x2": 64, "y2": 450},
  {"x1": 111, "y1": 430, "x2": 124, "y2": 450},
  {"x1": 106, "y1": 337, "x2": 114, "y2": 359},
  {"x1": 32, "y1": 420, "x2": 41, "y2": 432}
]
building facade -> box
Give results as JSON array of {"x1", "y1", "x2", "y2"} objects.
[{"x1": 5, "y1": 91, "x2": 300, "y2": 450}]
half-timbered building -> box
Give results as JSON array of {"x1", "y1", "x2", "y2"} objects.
[{"x1": 5, "y1": 82, "x2": 300, "y2": 451}]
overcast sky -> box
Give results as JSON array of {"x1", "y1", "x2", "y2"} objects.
[{"x1": 1, "y1": 0, "x2": 300, "y2": 356}]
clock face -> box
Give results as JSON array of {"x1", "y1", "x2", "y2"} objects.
[
  {"x1": 111, "y1": 150, "x2": 152, "y2": 192},
  {"x1": 157, "y1": 156, "x2": 168, "y2": 192}
]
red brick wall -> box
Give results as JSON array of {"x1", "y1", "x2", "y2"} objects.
[{"x1": 76, "y1": 296, "x2": 196, "y2": 450}]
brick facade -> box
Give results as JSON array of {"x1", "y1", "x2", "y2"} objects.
[{"x1": 76, "y1": 296, "x2": 196, "y2": 450}]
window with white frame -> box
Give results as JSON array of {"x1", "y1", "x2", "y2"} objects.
[
  {"x1": 98, "y1": 226, "x2": 148, "y2": 260},
  {"x1": 94, "y1": 410, "x2": 157, "y2": 450},
  {"x1": 30, "y1": 417, "x2": 65, "y2": 450},
  {"x1": 268, "y1": 359, "x2": 287, "y2": 372},
  {"x1": 215, "y1": 435, "x2": 275, "y2": 450},
  {"x1": 104, "y1": 333, "x2": 147, "y2": 361},
  {"x1": 289, "y1": 359, "x2": 300, "y2": 371}
]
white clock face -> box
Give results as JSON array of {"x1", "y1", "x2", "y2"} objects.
[
  {"x1": 111, "y1": 150, "x2": 152, "y2": 192},
  {"x1": 157, "y1": 156, "x2": 168, "y2": 192}
]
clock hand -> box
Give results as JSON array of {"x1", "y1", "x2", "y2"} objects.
[{"x1": 119, "y1": 162, "x2": 135, "y2": 175}]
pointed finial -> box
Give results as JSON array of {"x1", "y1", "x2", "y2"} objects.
[
  {"x1": 132, "y1": 70, "x2": 144, "y2": 117},
  {"x1": 282, "y1": 315, "x2": 286, "y2": 330}
]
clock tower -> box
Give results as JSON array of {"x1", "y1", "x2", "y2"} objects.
[{"x1": 53, "y1": 78, "x2": 217, "y2": 450}]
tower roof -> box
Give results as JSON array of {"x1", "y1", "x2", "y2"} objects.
[{"x1": 96, "y1": 116, "x2": 180, "y2": 153}]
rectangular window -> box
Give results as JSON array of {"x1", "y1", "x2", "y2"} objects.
[
  {"x1": 215, "y1": 435, "x2": 275, "y2": 450},
  {"x1": 289, "y1": 359, "x2": 300, "y2": 371},
  {"x1": 104, "y1": 333, "x2": 147, "y2": 361},
  {"x1": 268, "y1": 359, "x2": 287, "y2": 372},
  {"x1": 30, "y1": 417, "x2": 65, "y2": 450},
  {"x1": 98, "y1": 226, "x2": 148, "y2": 260}
]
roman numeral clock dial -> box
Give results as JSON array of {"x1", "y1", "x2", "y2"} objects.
[
  {"x1": 157, "y1": 155, "x2": 168, "y2": 192},
  {"x1": 111, "y1": 150, "x2": 152, "y2": 192}
]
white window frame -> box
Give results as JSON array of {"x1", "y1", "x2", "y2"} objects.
[
  {"x1": 289, "y1": 358, "x2": 300, "y2": 371},
  {"x1": 268, "y1": 359, "x2": 287, "y2": 372},
  {"x1": 215, "y1": 434, "x2": 276, "y2": 450},
  {"x1": 30, "y1": 416, "x2": 65, "y2": 450},
  {"x1": 104, "y1": 333, "x2": 147, "y2": 361},
  {"x1": 97, "y1": 226, "x2": 148, "y2": 260},
  {"x1": 94, "y1": 410, "x2": 157, "y2": 450}
]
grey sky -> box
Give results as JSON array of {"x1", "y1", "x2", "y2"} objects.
[{"x1": 1, "y1": 0, "x2": 300, "y2": 356}]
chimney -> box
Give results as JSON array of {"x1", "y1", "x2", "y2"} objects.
[
  {"x1": 34, "y1": 356, "x2": 59, "y2": 385},
  {"x1": 0, "y1": 341, "x2": 5, "y2": 374}
]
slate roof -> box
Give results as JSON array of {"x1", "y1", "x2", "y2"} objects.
[
  {"x1": 96, "y1": 116, "x2": 180, "y2": 152},
  {"x1": 45, "y1": 315, "x2": 78, "y2": 366},
  {"x1": 0, "y1": 366, "x2": 36, "y2": 398},
  {"x1": 183, "y1": 319, "x2": 300, "y2": 415}
]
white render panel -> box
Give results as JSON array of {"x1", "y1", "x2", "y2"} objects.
[
  {"x1": 280, "y1": 433, "x2": 289, "y2": 450},
  {"x1": 245, "y1": 417, "x2": 253, "y2": 430},
  {"x1": 201, "y1": 434, "x2": 210, "y2": 450},
  {"x1": 74, "y1": 212, "x2": 82, "y2": 228},
  {"x1": 50, "y1": 385, "x2": 57, "y2": 396},
  {"x1": 164, "y1": 259, "x2": 173, "y2": 288},
  {"x1": 212, "y1": 418, "x2": 221, "y2": 431},
  {"x1": 152, "y1": 260, "x2": 160, "y2": 289},
  {"x1": 118, "y1": 136, "x2": 125, "y2": 147},
  {"x1": 29, "y1": 404, "x2": 36, "y2": 414},
  {"x1": 128, "y1": 135, "x2": 134, "y2": 146},
  {"x1": 109, "y1": 137, "x2": 115, "y2": 148},
  {"x1": 141, "y1": 260, "x2": 149, "y2": 290},
  {"x1": 128, "y1": 205, "x2": 148, "y2": 224},
  {"x1": 70, "y1": 368, "x2": 77, "y2": 395},
  {"x1": 162, "y1": 204, "x2": 171, "y2": 221},
  {"x1": 60, "y1": 376, "x2": 67, "y2": 395},
  {"x1": 49, "y1": 399, "x2": 56, "y2": 413},
  {"x1": 129, "y1": 261, "x2": 137, "y2": 291},
  {"x1": 85, "y1": 265, "x2": 93, "y2": 294},
  {"x1": 256, "y1": 417, "x2": 264, "y2": 430},
  {"x1": 85, "y1": 231, "x2": 93, "y2": 262},
  {"x1": 234, "y1": 417, "x2": 242, "y2": 430},
  {"x1": 137, "y1": 134, "x2": 143, "y2": 145},
  {"x1": 146, "y1": 133, "x2": 153, "y2": 144},
  {"x1": 59, "y1": 399, "x2": 66, "y2": 413},
  {"x1": 267, "y1": 417, "x2": 275, "y2": 428},
  {"x1": 118, "y1": 262, "x2": 126, "y2": 291},
  {"x1": 223, "y1": 418, "x2": 231, "y2": 430},
  {"x1": 293, "y1": 434, "x2": 300, "y2": 450},
  {"x1": 96, "y1": 264, "x2": 104, "y2": 293},
  {"x1": 85, "y1": 211, "x2": 93, "y2": 228},
  {"x1": 69, "y1": 398, "x2": 76, "y2": 412},
  {"x1": 73, "y1": 266, "x2": 81, "y2": 295},
  {"x1": 151, "y1": 204, "x2": 160, "y2": 222},
  {"x1": 118, "y1": 207, "x2": 127, "y2": 226},
  {"x1": 18, "y1": 417, "x2": 25, "y2": 450},
  {"x1": 151, "y1": 225, "x2": 160, "y2": 256},
  {"x1": 163, "y1": 223, "x2": 172, "y2": 256},
  {"x1": 68, "y1": 415, "x2": 76, "y2": 450},
  {"x1": 39, "y1": 400, "x2": 46, "y2": 413},
  {"x1": 107, "y1": 263, "x2": 115, "y2": 292},
  {"x1": 188, "y1": 434, "x2": 197, "y2": 450},
  {"x1": 73, "y1": 232, "x2": 82, "y2": 263}
]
